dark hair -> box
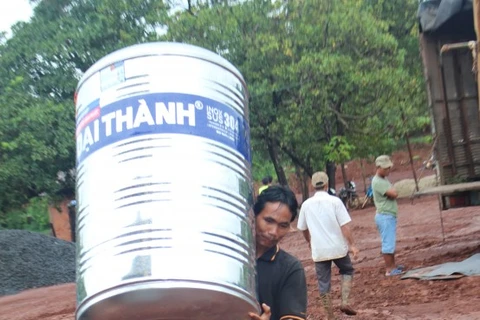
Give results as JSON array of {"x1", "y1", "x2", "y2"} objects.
[
  {"x1": 253, "y1": 185, "x2": 299, "y2": 222},
  {"x1": 261, "y1": 175, "x2": 274, "y2": 185}
]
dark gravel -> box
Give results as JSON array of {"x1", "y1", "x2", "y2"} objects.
[{"x1": 0, "y1": 229, "x2": 75, "y2": 296}]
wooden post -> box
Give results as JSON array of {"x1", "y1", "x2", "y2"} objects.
[
  {"x1": 68, "y1": 201, "x2": 77, "y2": 243},
  {"x1": 50, "y1": 222, "x2": 57, "y2": 238},
  {"x1": 474, "y1": 0, "x2": 480, "y2": 115},
  {"x1": 437, "y1": 194, "x2": 446, "y2": 243},
  {"x1": 401, "y1": 111, "x2": 420, "y2": 192},
  {"x1": 405, "y1": 133, "x2": 420, "y2": 192}
]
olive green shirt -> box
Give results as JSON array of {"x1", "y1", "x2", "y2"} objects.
[{"x1": 372, "y1": 175, "x2": 398, "y2": 217}]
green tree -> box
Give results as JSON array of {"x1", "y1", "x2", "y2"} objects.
[
  {"x1": 0, "y1": 0, "x2": 170, "y2": 216},
  {"x1": 164, "y1": 0, "x2": 427, "y2": 192},
  {"x1": 263, "y1": 0, "x2": 414, "y2": 187},
  {"x1": 0, "y1": 0, "x2": 428, "y2": 215},
  {"x1": 165, "y1": 0, "x2": 294, "y2": 184}
]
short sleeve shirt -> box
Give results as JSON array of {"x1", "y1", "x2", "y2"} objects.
[
  {"x1": 297, "y1": 191, "x2": 351, "y2": 261},
  {"x1": 372, "y1": 175, "x2": 398, "y2": 216},
  {"x1": 256, "y1": 245, "x2": 307, "y2": 320},
  {"x1": 258, "y1": 185, "x2": 269, "y2": 194}
]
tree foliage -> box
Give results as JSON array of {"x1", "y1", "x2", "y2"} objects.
[
  {"x1": 0, "y1": 0, "x2": 428, "y2": 217},
  {"x1": 0, "y1": 0, "x2": 170, "y2": 216}
]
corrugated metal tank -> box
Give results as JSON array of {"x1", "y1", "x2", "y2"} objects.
[{"x1": 74, "y1": 42, "x2": 258, "y2": 320}]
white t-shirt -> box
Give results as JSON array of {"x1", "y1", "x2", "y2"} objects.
[{"x1": 297, "y1": 191, "x2": 352, "y2": 262}]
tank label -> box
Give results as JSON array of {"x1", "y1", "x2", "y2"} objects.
[
  {"x1": 100, "y1": 61, "x2": 125, "y2": 91},
  {"x1": 76, "y1": 93, "x2": 250, "y2": 164}
]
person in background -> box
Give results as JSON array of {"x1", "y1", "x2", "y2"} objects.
[
  {"x1": 249, "y1": 186, "x2": 307, "y2": 320},
  {"x1": 297, "y1": 171, "x2": 359, "y2": 319},
  {"x1": 372, "y1": 155, "x2": 404, "y2": 276},
  {"x1": 258, "y1": 175, "x2": 273, "y2": 195}
]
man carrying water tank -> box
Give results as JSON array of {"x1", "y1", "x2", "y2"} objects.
[{"x1": 249, "y1": 185, "x2": 307, "y2": 320}]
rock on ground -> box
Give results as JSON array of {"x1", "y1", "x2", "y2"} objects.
[{"x1": 0, "y1": 229, "x2": 75, "y2": 296}]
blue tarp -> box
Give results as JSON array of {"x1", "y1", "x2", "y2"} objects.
[
  {"x1": 402, "y1": 253, "x2": 480, "y2": 280},
  {"x1": 418, "y1": 0, "x2": 473, "y2": 32}
]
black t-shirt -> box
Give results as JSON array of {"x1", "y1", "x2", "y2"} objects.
[{"x1": 256, "y1": 245, "x2": 307, "y2": 320}]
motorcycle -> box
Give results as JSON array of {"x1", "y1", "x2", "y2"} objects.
[
  {"x1": 328, "y1": 187, "x2": 337, "y2": 196},
  {"x1": 339, "y1": 181, "x2": 360, "y2": 210}
]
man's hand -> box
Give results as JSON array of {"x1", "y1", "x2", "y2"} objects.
[
  {"x1": 248, "y1": 303, "x2": 271, "y2": 320},
  {"x1": 385, "y1": 188, "x2": 398, "y2": 199},
  {"x1": 349, "y1": 245, "x2": 359, "y2": 260},
  {"x1": 340, "y1": 223, "x2": 357, "y2": 260}
]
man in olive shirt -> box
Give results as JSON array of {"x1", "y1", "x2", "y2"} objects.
[{"x1": 372, "y1": 155, "x2": 404, "y2": 276}]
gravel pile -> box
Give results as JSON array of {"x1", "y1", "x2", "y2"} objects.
[{"x1": 0, "y1": 229, "x2": 75, "y2": 296}]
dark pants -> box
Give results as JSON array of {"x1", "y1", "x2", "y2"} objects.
[{"x1": 315, "y1": 255, "x2": 354, "y2": 294}]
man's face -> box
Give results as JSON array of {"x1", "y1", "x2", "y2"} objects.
[
  {"x1": 379, "y1": 166, "x2": 392, "y2": 177},
  {"x1": 255, "y1": 202, "x2": 292, "y2": 249}
]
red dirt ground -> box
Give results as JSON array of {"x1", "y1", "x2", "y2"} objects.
[
  {"x1": 1, "y1": 145, "x2": 479, "y2": 320},
  {"x1": 284, "y1": 195, "x2": 480, "y2": 320}
]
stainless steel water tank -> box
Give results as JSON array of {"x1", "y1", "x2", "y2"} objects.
[{"x1": 74, "y1": 42, "x2": 257, "y2": 320}]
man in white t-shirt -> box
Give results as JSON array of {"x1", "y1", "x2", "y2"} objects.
[{"x1": 297, "y1": 171, "x2": 359, "y2": 319}]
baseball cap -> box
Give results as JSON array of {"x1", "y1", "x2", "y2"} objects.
[
  {"x1": 375, "y1": 155, "x2": 393, "y2": 169},
  {"x1": 311, "y1": 171, "x2": 329, "y2": 188}
]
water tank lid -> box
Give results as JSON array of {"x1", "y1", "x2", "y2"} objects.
[{"x1": 76, "y1": 42, "x2": 245, "y2": 91}]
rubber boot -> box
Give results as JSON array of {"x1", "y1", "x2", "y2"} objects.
[
  {"x1": 320, "y1": 293, "x2": 336, "y2": 320},
  {"x1": 340, "y1": 274, "x2": 357, "y2": 316}
]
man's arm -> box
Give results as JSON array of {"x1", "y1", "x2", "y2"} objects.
[
  {"x1": 374, "y1": 178, "x2": 397, "y2": 199},
  {"x1": 334, "y1": 201, "x2": 358, "y2": 259},
  {"x1": 302, "y1": 230, "x2": 311, "y2": 249},
  {"x1": 340, "y1": 223, "x2": 358, "y2": 259},
  {"x1": 384, "y1": 188, "x2": 398, "y2": 199},
  {"x1": 298, "y1": 204, "x2": 311, "y2": 249},
  {"x1": 296, "y1": 205, "x2": 307, "y2": 231}
]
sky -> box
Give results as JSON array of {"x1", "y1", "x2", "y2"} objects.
[
  {"x1": 0, "y1": 0, "x2": 33, "y2": 35},
  {"x1": 0, "y1": 1, "x2": 192, "y2": 36}
]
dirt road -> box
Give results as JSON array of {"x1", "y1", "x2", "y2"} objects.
[
  {"x1": 1, "y1": 146, "x2": 479, "y2": 319},
  {"x1": 0, "y1": 283, "x2": 75, "y2": 320},
  {"x1": 1, "y1": 195, "x2": 478, "y2": 320},
  {"x1": 283, "y1": 195, "x2": 480, "y2": 320}
]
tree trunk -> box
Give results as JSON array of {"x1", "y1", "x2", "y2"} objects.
[
  {"x1": 360, "y1": 159, "x2": 367, "y2": 194},
  {"x1": 295, "y1": 166, "x2": 310, "y2": 204},
  {"x1": 276, "y1": 141, "x2": 313, "y2": 177},
  {"x1": 326, "y1": 161, "x2": 336, "y2": 192},
  {"x1": 340, "y1": 162, "x2": 348, "y2": 188},
  {"x1": 266, "y1": 138, "x2": 288, "y2": 186},
  {"x1": 302, "y1": 170, "x2": 310, "y2": 202}
]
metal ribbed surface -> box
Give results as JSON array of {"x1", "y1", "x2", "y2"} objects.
[
  {"x1": 421, "y1": 34, "x2": 480, "y2": 184},
  {"x1": 74, "y1": 42, "x2": 257, "y2": 320}
]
